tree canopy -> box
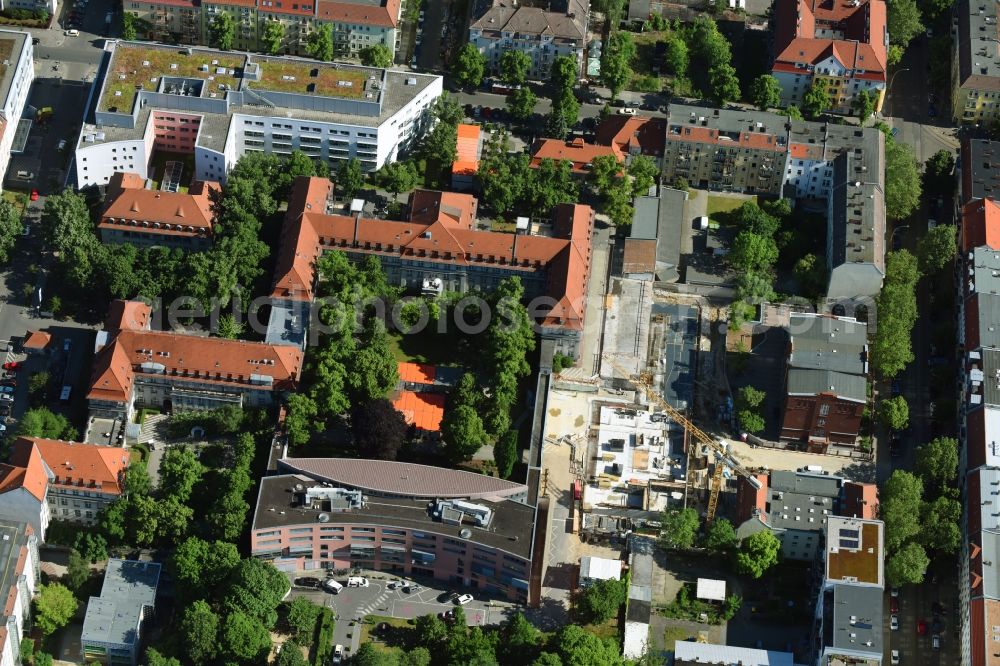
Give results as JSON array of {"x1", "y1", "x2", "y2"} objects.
[
  {"x1": 500, "y1": 51, "x2": 531, "y2": 85},
  {"x1": 885, "y1": 541, "x2": 929, "y2": 587},
  {"x1": 659, "y1": 507, "x2": 700, "y2": 549},
  {"x1": 886, "y1": 140, "x2": 922, "y2": 220},
  {"x1": 735, "y1": 530, "x2": 781, "y2": 578},
  {"x1": 871, "y1": 250, "x2": 919, "y2": 378},
  {"x1": 305, "y1": 23, "x2": 334, "y2": 61},
  {"x1": 575, "y1": 577, "x2": 627, "y2": 624},
  {"x1": 453, "y1": 43, "x2": 486, "y2": 88},
  {"x1": 917, "y1": 224, "x2": 956, "y2": 274},
  {"x1": 351, "y1": 399, "x2": 408, "y2": 460},
  {"x1": 914, "y1": 437, "x2": 958, "y2": 489},
  {"x1": 750, "y1": 74, "x2": 782, "y2": 110},
  {"x1": 33, "y1": 583, "x2": 77, "y2": 636},
  {"x1": 360, "y1": 44, "x2": 393, "y2": 68},
  {"x1": 878, "y1": 396, "x2": 910, "y2": 431},
  {"x1": 880, "y1": 470, "x2": 924, "y2": 552},
  {"x1": 601, "y1": 32, "x2": 636, "y2": 99},
  {"x1": 802, "y1": 83, "x2": 831, "y2": 118}
]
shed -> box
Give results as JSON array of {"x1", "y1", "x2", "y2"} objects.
[{"x1": 696, "y1": 577, "x2": 726, "y2": 601}]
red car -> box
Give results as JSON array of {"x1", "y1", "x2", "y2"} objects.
[
  {"x1": 917, "y1": 619, "x2": 928, "y2": 636},
  {"x1": 3, "y1": 362, "x2": 21, "y2": 371},
  {"x1": 29, "y1": 190, "x2": 38, "y2": 201},
  {"x1": 890, "y1": 598, "x2": 899, "y2": 613}
]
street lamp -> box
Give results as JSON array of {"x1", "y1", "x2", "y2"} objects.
[{"x1": 884, "y1": 68, "x2": 911, "y2": 119}]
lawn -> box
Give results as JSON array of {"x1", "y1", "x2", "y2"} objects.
[
  {"x1": 388, "y1": 329, "x2": 464, "y2": 367},
  {"x1": 707, "y1": 194, "x2": 755, "y2": 219},
  {"x1": 3, "y1": 190, "x2": 28, "y2": 216},
  {"x1": 663, "y1": 625, "x2": 695, "y2": 647},
  {"x1": 583, "y1": 619, "x2": 620, "y2": 641},
  {"x1": 359, "y1": 615, "x2": 413, "y2": 654}
]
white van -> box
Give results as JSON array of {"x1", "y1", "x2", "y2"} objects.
[
  {"x1": 322, "y1": 579, "x2": 343, "y2": 594},
  {"x1": 347, "y1": 576, "x2": 369, "y2": 588},
  {"x1": 64, "y1": 29, "x2": 79, "y2": 36}
]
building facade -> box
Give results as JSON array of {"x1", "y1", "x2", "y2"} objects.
[
  {"x1": 125, "y1": 0, "x2": 401, "y2": 59},
  {"x1": 0, "y1": 519, "x2": 39, "y2": 666},
  {"x1": 76, "y1": 41, "x2": 442, "y2": 188},
  {"x1": 81, "y1": 559, "x2": 161, "y2": 666},
  {"x1": 270, "y1": 177, "x2": 594, "y2": 358},
  {"x1": 98, "y1": 171, "x2": 219, "y2": 250},
  {"x1": 251, "y1": 459, "x2": 540, "y2": 604},
  {"x1": 954, "y1": 0, "x2": 1000, "y2": 124},
  {"x1": 87, "y1": 300, "x2": 303, "y2": 421},
  {"x1": 0, "y1": 31, "x2": 33, "y2": 192},
  {"x1": 771, "y1": 0, "x2": 887, "y2": 115},
  {"x1": 469, "y1": 0, "x2": 588, "y2": 79}
]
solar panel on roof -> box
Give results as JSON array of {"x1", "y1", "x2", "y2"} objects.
[
  {"x1": 839, "y1": 528, "x2": 860, "y2": 539},
  {"x1": 840, "y1": 539, "x2": 859, "y2": 549}
]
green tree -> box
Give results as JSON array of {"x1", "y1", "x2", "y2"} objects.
[
  {"x1": 879, "y1": 395, "x2": 910, "y2": 430},
  {"x1": 262, "y1": 20, "x2": 285, "y2": 54},
  {"x1": 498, "y1": 613, "x2": 540, "y2": 664},
  {"x1": 528, "y1": 158, "x2": 578, "y2": 211},
  {"x1": 917, "y1": 224, "x2": 956, "y2": 274},
  {"x1": 378, "y1": 160, "x2": 420, "y2": 199},
  {"x1": 785, "y1": 105, "x2": 804, "y2": 120},
  {"x1": 500, "y1": 51, "x2": 532, "y2": 85},
  {"x1": 880, "y1": 470, "x2": 924, "y2": 552},
  {"x1": 209, "y1": 12, "x2": 236, "y2": 51},
  {"x1": 285, "y1": 597, "x2": 321, "y2": 639},
  {"x1": 628, "y1": 155, "x2": 659, "y2": 196},
  {"x1": 576, "y1": 577, "x2": 626, "y2": 623},
  {"x1": 886, "y1": 140, "x2": 922, "y2": 220},
  {"x1": 442, "y1": 404, "x2": 487, "y2": 462},
  {"x1": 122, "y1": 12, "x2": 138, "y2": 40},
  {"x1": 33, "y1": 583, "x2": 76, "y2": 636},
  {"x1": 145, "y1": 649, "x2": 182, "y2": 666},
  {"x1": 206, "y1": 482, "x2": 250, "y2": 542},
  {"x1": 276, "y1": 640, "x2": 309, "y2": 666},
  {"x1": 453, "y1": 43, "x2": 486, "y2": 89},
  {"x1": 793, "y1": 253, "x2": 829, "y2": 299},
  {"x1": 0, "y1": 200, "x2": 20, "y2": 265},
  {"x1": 735, "y1": 530, "x2": 781, "y2": 578},
  {"x1": 360, "y1": 44, "x2": 393, "y2": 68},
  {"x1": 305, "y1": 23, "x2": 334, "y2": 61},
  {"x1": 544, "y1": 106, "x2": 570, "y2": 140},
  {"x1": 589, "y1": 154, "x2": 620, "y2": 193},
  {"x1": 17, "y1": 407, "x2": 75, "y2": 439},
  {"x1": 216, "y1": 313, "x2": 244, "y2": 339},
  {"x1": 181, "y1": 600, "x2": 219, "y2": 665},
  {"x1": 923, "y1": 148, "x2": 956, "y2": 196},
  {"x1": 224, "y1": 558, "x2": 290, "y2": 628},
  {"x1": 493, "y1": 430, "x2": 519, "y2": 479},
  {"x1": 336, "y1": 158, "x2": 364, "y2": 199},
  {"x1": 659, "y1": 507, "x2": 700, "y2": 549},
  {"x1": 550, "y1": 55, "x2": 577, "y2": 93},
  {"x1": 919, "y1": 494, "x2": 961, "y2": 553},
  {"x1": 852, "y1": 89, "x2": 877, "y2": 122},
  {"x1": 730, "y1": 232, "x2": 778, "y2": 272},
  {"x1": 663, "y1": 34, "x2": 689, "y2": 77},
  {"x1": 73, "y1": 533, "x2": 108, "y2": 564},
  {"x1": 557, "y1": 624, "x2": 624, "y2": 666},
  {"x1": 170, "y1": 537, "x2": 241, "y2": 600},
  {"x1": 284, "y1": 393, "x2": 320, "y2": 447},
  {"x1": 222, "y1": 611, "x2": 272, "y2": 662},
  {"x1": 602, "y1": 31, "x2": 636, "y2": 98},
  {"x1": 871, "y1": 250, "x2": 919, "y2": 377},
  {"x1": 709, "y1": 63, "x2": 741, "y2": 106},
  {"x1": 158, "y1": 445, "x2": 204, "y2": 503},
  {"x1": 802, "y1": 83, "x2": 831, "y2": 118},
  {"x1": 533, "y1": 654, "x2": 562, "y2": 666},
  {"x1": 750, "y1": 74, "x2": 782, "y2": 110},
  {"x1": 123, "y1": 461, "x2": 151, "y2": 497},
  {"x1": 703, "y1": 518, "x2": 738, "y2": 552},
  {"x1": 885, "y1": 541, "x2": 929, "y2": 586},
  {"x1": 63, "y1": 549, "x2": 89, "y2": 592},
  {"x1": 508, "y1": 86, "x2": 537, "y2": 121},
  {"x1": 42, "y1": 190, "x2": 102, "y2": 288},
  {"x1": 888, "y1": 0, "x2": 924, "y2": 48},
  {"x1": 414, "y1": 613, "x2": 449, "y2": 646},
  {"x1": 914, "y1": 437, "x2": 958, "y2": 488},
  {"x1": 348, "y1": 319, "x2": 399, "y2": 400}
]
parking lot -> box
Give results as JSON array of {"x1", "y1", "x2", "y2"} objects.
[{"x1": 284, "y1": 571, "x2": 519, "y2": 660}]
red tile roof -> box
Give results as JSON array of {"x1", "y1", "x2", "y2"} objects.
[
  {"x1": 272, "y1": 178, "x2": 593, "y2": 331},
  {"x1": 22, "y1": 330, "x2": 51, "y2": 350},
  {"x1": 398, "y1": 362, "x2": 436, "y2": 384},
  {"x1": 100, "y1": 171, "x2": 219, "y2": 239},
  {"x1": 453, "y1": 124, "x2": 481, "y2": 177},
  {"x1": 105, "y1": 299, "x2": 152, "y2": 332},
  {"x1": 594, "y1": 116, "x2": 666, "y2": 158},
  {"x1": 0, "y1": 439, "x2": 47, "y2": 502},
  {"x1": 842, "y1": 481, "x2": 878, "y2": 519},
  {"x1": 23, "y1": 437, "x2": 129, "y2": 496},
  {"x1": 773, "y1": 0, "x2": 887, "y2": 77},
  {"x1": 531, "y1": 138, "x2": 623, "y2": 173},
  {"x1": 270, "y1": 177, "x2": 333, "y2": 302},
  {"x1": 962, "y1": 198, "x2": 1000, "y2": 252},
  {"x1": 316, "y1": 0, "x2": 401, "y2": 27},
  {"x1": 88, "y1": 316, "x2": 304, "y2": 404},
  {"x1": 393, "y1": 390, "x2": 445, "y2": 431}
]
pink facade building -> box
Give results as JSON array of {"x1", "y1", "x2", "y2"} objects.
[{"x1": 250, "y1": 459, "x2": 540, "y2": 604}]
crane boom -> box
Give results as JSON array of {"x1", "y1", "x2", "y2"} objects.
[{"x1": 601, "y1": 354, "x2": 762, "y2": 520}]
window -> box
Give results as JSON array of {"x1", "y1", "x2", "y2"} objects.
[{"x1": 819, "y1": 404, "x2": 830, "y2": 417}]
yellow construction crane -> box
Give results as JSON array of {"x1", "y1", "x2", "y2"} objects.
[{"x1": 601, "y1": 354, "x2": 762, "y2": 521}]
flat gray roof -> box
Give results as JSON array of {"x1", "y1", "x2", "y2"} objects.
[
  {"x1": 828, "y1": 584, "x2": 883, "y2": 656},
  {"x1": 254, "y1": 475, "x2": 535, "y2": 559},
  {"x1": 82, "y1": 559, "x2": 161, "y2": 649},
  {"x1": 0, "y1": 31, "x2": 27, "y2": 112},
  {"x1": 983, "y1": 348, "x2": 1000, "y2": 406},
  {"x1": 957, "y1": 0, "x2": 1000, "y2": 90},
  {"x1": 0, "y1": 518, "x2": 32, "y2": 617},
  {"x1": 787, "y1": 368, "x2": 867, "y2": 402},
  {"x1": 767, "y1": 470, "x2": 842, "y2": 532},
  {"x1": 963, "y1": 139, "x2": 1000, "y2": 202}
]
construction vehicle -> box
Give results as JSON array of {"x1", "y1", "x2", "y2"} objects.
[{"x1": 601, "y1": 353, "x2": 762, "y2": 521}]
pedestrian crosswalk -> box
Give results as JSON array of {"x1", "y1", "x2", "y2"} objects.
[{"x1": 356, "y1": 590, "x2": 393, "y2": 616}]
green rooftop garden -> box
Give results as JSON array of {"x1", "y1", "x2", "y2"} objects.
[
  {"x1": 249, "y1": 59, "x2": 374, "y2": 99},
  {"x1": 99, "y1": 45, "x2": 245, "y2": 113}
]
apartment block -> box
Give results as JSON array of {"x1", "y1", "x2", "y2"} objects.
[
  {"x1": 663, "y1": 104, "x2": 886, "y2": 301},
  {"x1": 530, "y1": 137, "x2": 623, "y2": 174},
  {"x1": 81, "y1": 559, "x2": 161, "y2": 666},
  {"x1": 961, "y1": 138, "x2": 1000, "y2": 204},
  {"x1": 0, "y1": 519, "x2": 39, "y2": 666},
  {"x1": 76, "y1": 41, "x2": 442, "y2": 188},
  {"x1": 87, "y1": 299, "x2": 303, "y2": 421},
  {"x1": 814, "y1": 517, "x2": 884, "y2": 665},
  {"x1": 469, "y1": 0, "x2": 588, "y2": 80},
  {"x1": 594, "y1": 115, "x2": 666, "y2": 167},
  {"x1": 0, "y1": 437, "x2": 129, "y2": 538},
  {"x1": 98, "y1": 171, "x2": 220, "y2": 250},
  {"x1": 251, "y1": 458, "x2": 540, "y2": 603},
  {"x1": 954, "y1": 0, "x2": 1000, "y2": 124},
  {"x1": 771, "y1": 0, "x2": 887, "y2": 115},
  {"x1": 125, "y1": 0, "x2": 401, "y2": 59},
  {"x1": 0, "y1": 31, "x2": 33, "y2": 191},
  {"x1": 735, "y1": 468, "x2": 878, "y2": 562},
  {"x1": 269, "y1": 177, "x2": 593, "y2": 358}
]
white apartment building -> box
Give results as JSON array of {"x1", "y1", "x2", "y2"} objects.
[
  {"x1": 0, "y1": 30, "x2": 33, "y2": 191},
  {"x1": 0, "y1": 519, "x2": 39, "y2": 666},
  {"x1": 469, "y1": 0, "x2": 588, "y2": 80},
  {"x1": 76, "y1": 41, "x2": 441, "y2": 188}
]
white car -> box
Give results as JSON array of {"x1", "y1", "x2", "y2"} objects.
[
  {"x1": 890, "y1": 614, "x2": 899, "y2": 631},
  {"x1": 456, "y1": 593, "x2": 474, "y2": 605},
  {"x1": 616, "y1": 107, "x2": 637, "y2": 116},
  {"x1": 347, "y1": 576, "x2": 369, "y2": 588},
  {"x1": 891, "y1": 649, "x2": 900, "y2": 665},
  {"x1": 333, "y1": 644, "x2": 345, "y2": 664}
]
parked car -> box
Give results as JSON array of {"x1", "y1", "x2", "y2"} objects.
[
  {"x1": 616, "y1": 108, "x2": 638, "y2": 116},
  {"x1": 0, "y1": 394, "x2": 14, "y2": 403},
  {"x1": 333, "y1": 644, "x2": 345, "y2": 664},
  {"x1": 402, "y1": 583, "x2": 421, "y2": 593},
  {"x1": 438, "y1": 610, "x2": 456, "y2": 623},
  {"x1": 322, "y1": 579, "x2": 343, "y2": 594},
  {"x1": 0, "y1": 386, "x2": 14, "y2": 394},
  {"x1": 294, "y1": 577, "x2": 320, "y2": 588},
  {"x1": 891, "y1": 649, "x2": 900, "y2": 665},
  {"x1": 438, "y1": 591, "x2": 458, "y2": 603},
  {"x1": 3, "y1": 362, "x2": 21, "y2": 371},
  {"x1": 1, "y1": 379, "x2": 16, "y2": 388},
  {"x1": 932, "y1": 634, "x2": 941, "y2": 650},
  {"x1": 890, "y1": 597, "x2": 899, "y2": 613},
  {"x1": 347, "y1": 577, "x2": 369, "y2": 588},
  {"x1": 917, "y1": 619, "x2": 928, "y2": 635},
  {"x1": 890, "y1": 614, "x2": 899, "y2": 631},
  {"x1": 455, "y1": 594, "x2": 474, "y2": 605}
]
